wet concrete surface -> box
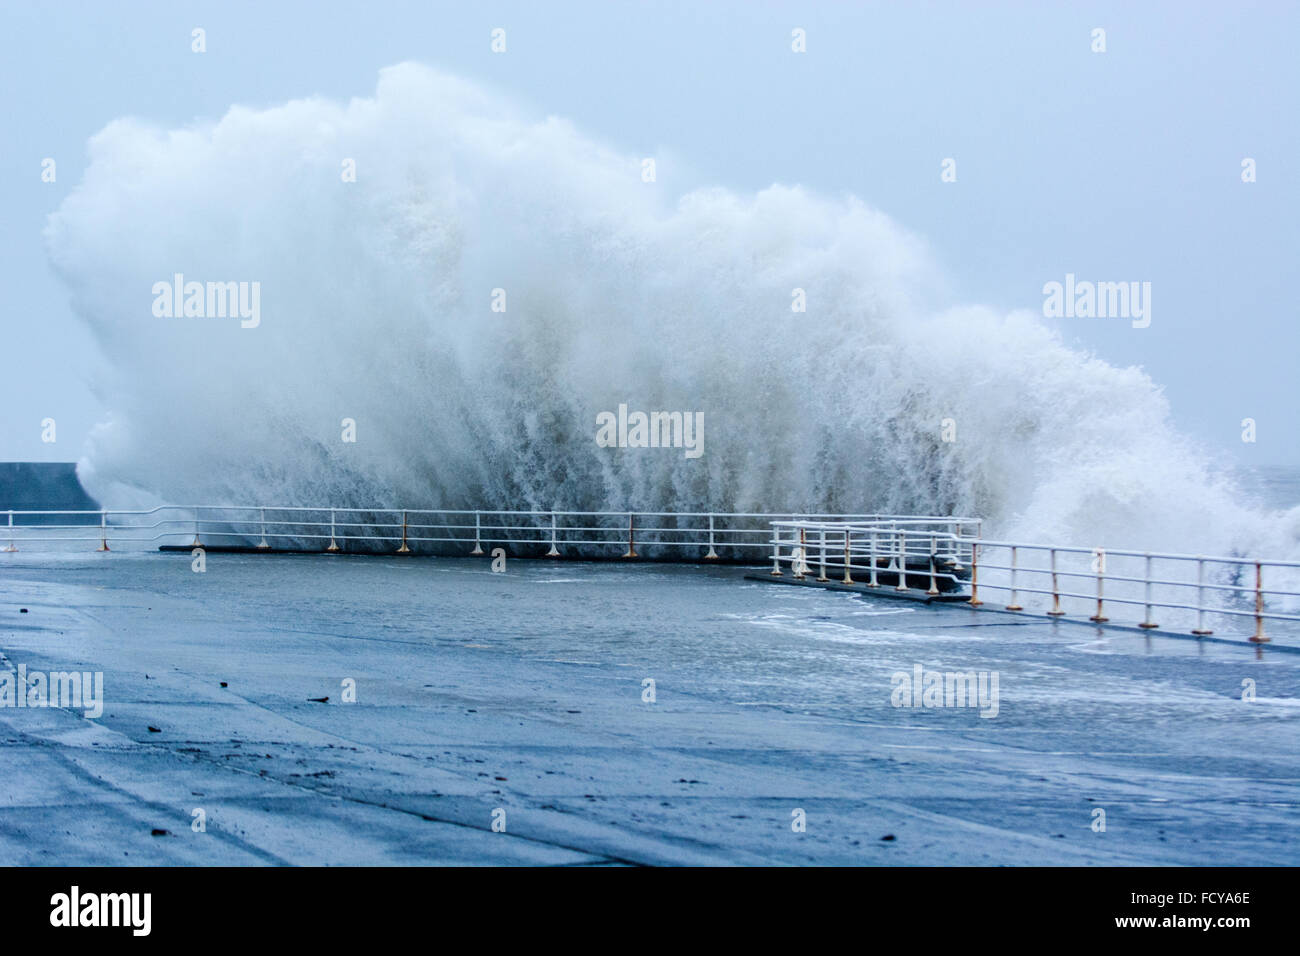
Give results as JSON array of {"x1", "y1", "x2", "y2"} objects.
[{"x1": 1, "y1": 552, "x2": 1296, "y2": 865}]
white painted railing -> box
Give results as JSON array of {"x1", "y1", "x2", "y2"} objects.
[
  {"x1": 6, "y1": 506, "x2": 1294, "y2": 642},
  {"x1": 769, "y1": 519, "x2": 978, "y2": 594},
  {"x1": 769, "y1": 519, "x2": 1300, "y2": 643},
  {"x1": 0, "y1": 506, "x2": 955, "y2": 562}
]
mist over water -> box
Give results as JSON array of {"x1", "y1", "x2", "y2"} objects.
[{"x1": 45, "y1": 63, "x2": 1300, "y2": 559}]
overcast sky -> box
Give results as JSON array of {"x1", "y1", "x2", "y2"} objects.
[{"x1": 3, "y1": 0, "x2": 1296, "y2": 466}]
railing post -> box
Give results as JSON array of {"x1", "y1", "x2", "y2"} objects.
[
  {"x1": 326, "y1": 508, "x2": 340, "y2": 552},
  {"x1": 894, "y1": 531, "x2": 908, "y2": 592},
  {"x1": 622, "y1": 512, "x2": 637, "y2": 559},
  {"x1": 1089, "y1": 548, "x2": 1107, "y2": 622},
  {"x1": 471, "y1": 511, "x2": 484, "y2": 555},
  {"x1": 1190, "y1": 557, "x2": 1212, "y2": 635},
  {"x1": 397, "y1": 510, "x2": 411, "y2": 553},
  {"x1": 3, "y1": 510, "x2": 15, "y2": 552},
  {"x1": 1138, "y1": 553, "x2": 1158, "y2": 628},
  {"x1": 926, "y1": 536, "x2": 939, "y2": 595},
  {"x1": 547, "y1": 511, "x2": 560, "y2": 557},
  {"x1": 794, "y1": 527, "x2": 807, "y2": 579},
  {"x1": 867, "y1": 529, "x2": 878, "y2": 587},
  {"x1": 1046, "y1": 548, "x2": 1064, "y2": 616},
  {"x1": 192, "y1": 508, "x2": 202, "y2": 548},
  {"x1": 1249, "y1": 561, "x2": 1269, "y2": 643},
  {"x1": 258, "y1": 507, "x2": 270, "y2": 549},
  {"x1": 1006, "y1": 546, "x2": 1023, "y2": 610},
  {"x1": 968, "y1": 542, "x2": 982, "y2": 605},
  {"x1": 841, "y1": 530, "x2": 853, "y2": 584},
  {"x1": 96, "y1": 510, "x2": 110, "y2": 552},
  {"x1": 771, "y1": 524, "x2": 783, "y2": 576},
  {"x1": 705, "y1": 513, "x2": 719, "y2": 560},
  {"x1": 816, "y1": 528, "x2": 829, "y2": 582}
]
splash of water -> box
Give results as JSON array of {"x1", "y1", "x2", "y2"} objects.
[{"x1": 45, "y1": 63, "x2": 1300, "y2": 558}]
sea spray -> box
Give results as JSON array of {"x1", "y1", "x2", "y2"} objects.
[{"x1": 44, "y1": 63, "x2": 1300, "y2": 564}]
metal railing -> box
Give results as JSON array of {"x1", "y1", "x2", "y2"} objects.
[
  {"x1": 769, "y1": 518, "x2": 978, "y2": 594},
  {"x1": 768, "y1": 519, "x2": 1300, "y2": 643},
  {"x1": 5, "y1": 505, "x2": 1295, "y2": 643},
  {"x1": 0, "y1": 506, "x2": 954, "y2": 563}
]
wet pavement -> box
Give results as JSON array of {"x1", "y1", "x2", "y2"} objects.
[{"x1": 1, "y1": 552, "x2": 1297, "y2": 865}]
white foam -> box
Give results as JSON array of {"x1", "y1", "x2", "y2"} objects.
[{"x1": 43, "y1": 63, "x2": 1300, "y2": 563}]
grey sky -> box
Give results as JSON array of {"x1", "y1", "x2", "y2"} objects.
[{"x1": 2, "y1": 0, "x2": 1296, "y2": 465}]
